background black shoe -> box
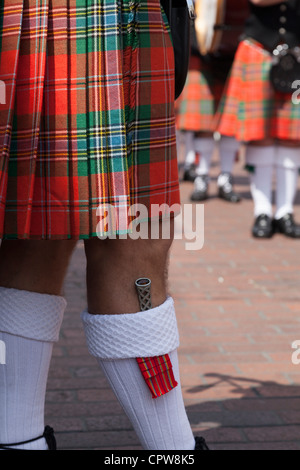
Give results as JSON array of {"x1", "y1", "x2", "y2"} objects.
[
  {"x1": 190, "y1": 175, "x2": 209, "y2": 201},
  {"x1": 195, "y1": 436, "x2": 210, "y2": 450},
  {"x1": 218, "y1": 172, "x2": 241, "y2": 203},
  {"x1": 252, "y1": 214, "x2": 274, "y2": 239},
  {"x1": 273, "y1": 213, "x2": 300, "y2": 238},
  {"x1": 183, "y1": 165, "x2": 197, "y2": 182}
]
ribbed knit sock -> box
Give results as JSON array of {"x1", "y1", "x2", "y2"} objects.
[
  {"x1": 100, "y1": 350, "x2": 195, "y2": 450},
  {"x1": 0, "y1": 287, "x2": 66, "y2": 450},
  {"x1": 246, "y1": 145, "x2": 276, "y2": 217},
  {"x1": 81, "y1": 297, "x2": 195, "y2": 450}
]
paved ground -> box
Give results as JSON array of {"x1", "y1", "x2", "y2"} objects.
[{"x1": 45, "y1": 147, "x2": 300, "y2": 450}]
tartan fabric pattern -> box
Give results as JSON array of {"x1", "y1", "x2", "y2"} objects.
[
  {"x1": 0, "y1": 0, "x2": 180, "y2": 239},
  {"x1": 175, "y1": 55, "x2": 224, "y2": 133},
  {"x1": 215, "y1": 39, "x2": 300, "y2": 142},
  {"x1": 136, "y1": 354, "x2": 178, "y2": 399}
]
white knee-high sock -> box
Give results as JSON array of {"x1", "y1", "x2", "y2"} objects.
[
  {"x1": 100, "y1": 350, "x2": 194, "y2": 450},
  {"x1": 0, "y1": 287, "x2": 66, "y2": 450},
  {"x1": 81, "y1": 297, "x2": 195, "y2": 451},
  {"x1": 194, "y1": 137, "x2": 215, "y2": 176},
  {"x1": 183, "y1": 131, "x2": 196, "y2": 169},
  {"x1": 219, "y1": 136, "x2": 240, "y2": 175},
  {"x1": 246, "y1": 145, "x2": 276, "y2": 217},
  {"x1": 275, "y1": 146, "x2": 300, "y2": 220},
  {"x1": 275, "y1": 167, "x2": 298, "y2": 219},
  {"x1": 250, "y1": 165, "x2": 274, "y2": 217}
]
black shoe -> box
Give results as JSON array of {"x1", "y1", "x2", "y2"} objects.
[
  {"x1": 218, "y1": 173, "x2": 241, "y2": 203},
  {"x1": 195, "y1": 436, "x2": 210, "y2": 450},
  {"x1": 273, "y1": 213, "x2": 300, "y2": 238},
  {"x1": 0, "y1": 426, "x2": 57, "y2": 450},
  {"x1": 252, "y1": 214, "x2": 274, "y2": 239},
  {"x1": 183, "y1": 166, "x2": 197, "y2": 182},
  {"x1": 190, "y1": 175, "x2": 209, "y2": 201}
]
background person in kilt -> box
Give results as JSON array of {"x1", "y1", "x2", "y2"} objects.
[
  {"x1": 0, "y1": 0, "x2": 208, "y2": 451},
  {"x1": 176, "y1": 21, "x2": 241, "y2": 203},
  {"x1": 216, "y1": 0, "x2": 300, "y2": 239}
]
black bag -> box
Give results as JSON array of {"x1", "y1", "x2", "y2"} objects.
[
  {"x1": 160, "y1": 0, "x2": 193, "y2": 99},
  {"x1": 270, "y1": 44, "x2": 300, "y2": 94}
]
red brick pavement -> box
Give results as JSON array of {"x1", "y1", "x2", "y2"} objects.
[{"x1": 46, "y1": 150, "x2": 300, "y2": 450}]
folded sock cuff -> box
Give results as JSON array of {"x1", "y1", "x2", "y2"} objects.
[
  {"x1": 81, "y1": 296, "x2": 179, "y2": 359},
  {"x1": 0, "y1": 287, "x2": 66, "y2": 342}
]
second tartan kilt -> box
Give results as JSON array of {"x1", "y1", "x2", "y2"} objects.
[
  {"x1": 215, "y1": 39, "x2": 300, "y2": 142},
  {"x1": 0, "y1": 0, "x2": 179, "y2": 239},
  {"x1": 175, "y1": 55, "x2": 224, "y2": 133}
]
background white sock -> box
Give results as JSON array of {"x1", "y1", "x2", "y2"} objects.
[
  {"x1": 275, "y1": 167, "x2": 298, "y2": 220},
  {"x1": 275, "y1": 146, "x2": 300, "y2": 220},
  {"x1": 194, "y1": 137, "x2": 215, "y2": 176},
  {"x1": 0, "y1": 287, "x2": 66, "y2": 450},
  {"x1": 250, "y1": 165, "x2": 274, "y2": 217},
  {"x1": 219, "y1": 136, "x2": 240, "y2": 176},
  {"x1": 246, "y1": 146, "x2": 276, "y2": 217},
  {"x1": 183, "y1": 131, "x2": 196, "y2": 169}
]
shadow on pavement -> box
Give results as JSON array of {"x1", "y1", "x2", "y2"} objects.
[{"x1": 185, "y1": 373, "x2": 300, "y2": 450}]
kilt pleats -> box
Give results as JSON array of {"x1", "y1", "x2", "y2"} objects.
[
  {"x1": 0, "y1": 0, "x2": 179, "y2": 239},
  {"x1": 215, "y1": 39, "x2": 300, "y2": 143},
  {"x1": 175, "y1": 55, "x2": 224, "y2": 133}
]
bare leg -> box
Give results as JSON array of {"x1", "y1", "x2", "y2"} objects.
[
  {"x1": 0, "y1": 240, "x2": 77, "y2": 295},
  {"x1": 84, "y1": 222, "x2": 173, "y2": 315}
]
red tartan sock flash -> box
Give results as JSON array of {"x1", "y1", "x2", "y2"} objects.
[{"x1": 135, "y1": 278, "x2": 178, "y2": 399}]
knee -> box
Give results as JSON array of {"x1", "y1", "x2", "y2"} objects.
[
  {"x1": 0, "y1": 239, "x2": 77, "y2": 265},
  {"x1": 85, "y1": 233, "x2": 173, "y2": 269},
  {"x1": 85, "y1": 218, "x2": 174, "y2": 266},
  {"x1": 0, "y1": 240, "x2": 77, "y2": 295},
  {"x1": 84, "y1": 235, "x2": 173, "y2": 314}
]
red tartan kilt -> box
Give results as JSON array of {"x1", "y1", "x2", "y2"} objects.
[
  {"x1": 175, "y1": 55, "x2": 224, "y2": 133},
  {"x1": 215, "y1": 39, "x2": 300, "y2": 142},
  {"x1": 0, "y1": 0, "x2": 179, "y2": 240}
]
